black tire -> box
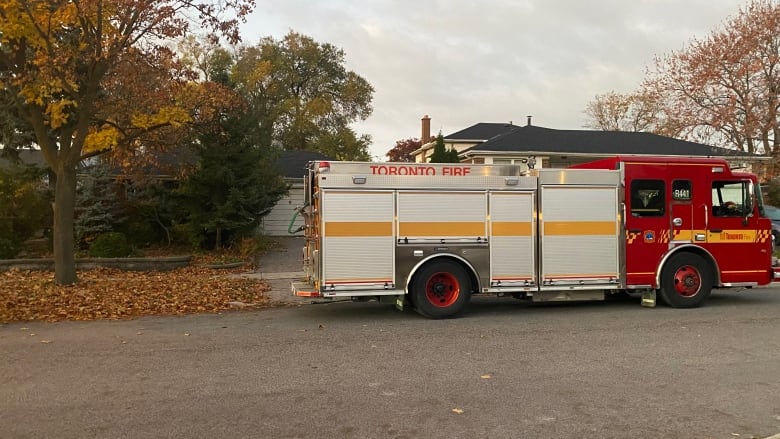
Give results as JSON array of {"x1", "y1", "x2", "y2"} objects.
[
  {"x1": 658, "y1": 252, "x2": 713, "y2": 308},
  {"x1": 410, "y1": 259, "x2": 472, "y2": 319}
]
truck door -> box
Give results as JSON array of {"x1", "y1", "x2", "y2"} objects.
[
  {"x1": 707, "y1": 179, "x2": 772, "y2": 284},
  {"x1": 669, "y1": 179, "x2": 695, "y2": 244},
  {"x1": 624, "y1": 178, "x2": 668, "y2": 287}
]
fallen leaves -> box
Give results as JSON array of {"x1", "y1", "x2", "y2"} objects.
[{"x1": 0, "y1": 266, "x2": 270, "y2": 323}]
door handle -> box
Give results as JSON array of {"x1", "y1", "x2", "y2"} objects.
[{"x1": 672, "y1": 217, "x2": 683, "y2": 227}]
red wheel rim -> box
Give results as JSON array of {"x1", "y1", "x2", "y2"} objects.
[
  {"x1": 673, "y1": 265, "x2": 701, "y2": 297},
  {"x1": 425, "y1": 272, "x2": 460, "y2": 307}
]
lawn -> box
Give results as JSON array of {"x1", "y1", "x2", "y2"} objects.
[{"x1": 0, "y1": 265, "x2": 270, "y2": 323}]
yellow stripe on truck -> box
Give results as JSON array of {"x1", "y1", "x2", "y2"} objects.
[
  {"x1": 707, "y1": 230, "x2": 760, "y2": 243},
  {"x1": 399, "y1": 222, "x2": 485, "y2": 237},
  {"x1": 491, "y1": 221, "x2": 533, "y2": 236},
  {"x1": 544, "y1": 221, "x2": 616, "y2": 236},
  {"x1": 325, "y1": 221, "x2": 393, "y2": 237}
]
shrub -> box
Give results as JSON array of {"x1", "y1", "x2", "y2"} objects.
[
  {"x1": 119, "y1": 181, "x2": 178, "y2": 247},
  {"x1": 88, "y1": 232, "x2": 131, "y2": 258},
  {"x1": 119, "y1": 219, "x2": 159, "y2": 248},
  {"x1": 0, "y1": 165, "x2": 49, "y2": 258},
  {"x1": 766, "y1": 179, "x2": 780, "y2": 207},
  {"x1": 171, "y1": 223, "x2": 202, "y2": 250},
  {"x1": 0, "y1": 221, "x2": 21, "y2": 258},
  {"x1": 0, "y1": 238, "x2": 21, "y2": 259}
]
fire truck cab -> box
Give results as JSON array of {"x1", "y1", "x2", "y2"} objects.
[{"x1": 292, "y1": 156, "x2": 775, "y2": 318}]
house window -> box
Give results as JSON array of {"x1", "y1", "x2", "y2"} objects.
[{"x1": 631, "y1": 180, "x2": 665, "y2": 217}]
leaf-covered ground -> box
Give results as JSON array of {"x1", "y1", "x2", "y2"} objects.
[{"x1": 0, "y1": 267, "x2": 269, "y2": 323}]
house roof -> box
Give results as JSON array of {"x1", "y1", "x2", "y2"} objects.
[
  {"x1": 464, "y1": 125, "x2": 758, "y2": 158},
  {"x1": 277, "y1": 150, "x2": 331, "y2": 178},
  {"x1": 446, "y1": 122, "x2": 519, "y2": 142},
  {"x1": 411, "y1": 122, "x2": 520, "y2": 156},
  {"x1": 0, "y1": 149, "x2": 47, "y2": 169}
]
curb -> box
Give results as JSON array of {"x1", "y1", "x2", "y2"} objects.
[
  {"x1": 0, "y1": 255, "x2": 192, "y2": 272},
  {"x1": 261, "y1": 271, "x2": 304, "y2": 280},
  {"x1": 230, "y1": 271, "x2": 304, "y2": 280}
]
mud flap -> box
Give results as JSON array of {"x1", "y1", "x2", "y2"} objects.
[
  {"x1": 378, "y1": 295, "x2": 405, "y2": 311},
  {"x1": 641, "y1": 289, "x2": 656, "y2": 308}
]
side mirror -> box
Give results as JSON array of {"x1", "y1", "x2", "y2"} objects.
[{"x1": 744, "y1": 180, "x2": 756, "y2": 219}]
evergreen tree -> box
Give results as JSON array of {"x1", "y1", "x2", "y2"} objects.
[
  {"x1": 428, "y1": 133, "x2": 460, "y2": 163},
  {"x1": 447, "y1": 147, "x2": 461, "y2": 163},
  {"x1": 74, "y1": 162, "x2": 122, "y2": 249},
  {"x1": 178, "y1": 115, "x2": 288, "y2": 249}
]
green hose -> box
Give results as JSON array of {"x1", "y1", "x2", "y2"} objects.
[{"x1": 288, "y1": 205, "x2": 305, "y2": 234}]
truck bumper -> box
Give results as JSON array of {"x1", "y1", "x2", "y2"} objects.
[{"x1": 292, "y1": 281, "x2": 320, "y2": 297}]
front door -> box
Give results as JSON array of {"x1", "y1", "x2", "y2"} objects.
[{"x1": 706, "y1": 179, "x2": 772, "y2": 284}]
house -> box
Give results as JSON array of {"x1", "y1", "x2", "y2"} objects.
[
  {"x1": 0, "y1": 149, "x2": 48, "y2": 169},
  {"x1": 412, "y1": 116, "x2": 764, "y2": 172},
  {"x1": 412, "y1": 115, "x2": 518, "y2": 163},
  {"x1": 260, "y1": 150, "x2": 331, "y2": 236}
]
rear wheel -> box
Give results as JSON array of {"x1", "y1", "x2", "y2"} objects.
[
  {"x1": 410, "y1": 259, "x2": 471, "y2": 318},
  {"x1": 659, "y1": 252, "x2": 712, "y2": 308}
]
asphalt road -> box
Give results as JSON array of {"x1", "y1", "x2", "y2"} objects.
[{"x1": 2, "y1": 288, "x2": 780, "y2": 439}]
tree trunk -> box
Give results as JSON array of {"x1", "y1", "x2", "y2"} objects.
[
  {"x1": 53, "y1": 166, "x2": 78, "y2": 285},
  {"x1": 215, "y1": 226, "x2": 223, "y2": 249}
]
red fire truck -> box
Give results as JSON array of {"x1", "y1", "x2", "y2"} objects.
[{"x1": 292, "y1": 156, "x2": 777, "y2": 318}]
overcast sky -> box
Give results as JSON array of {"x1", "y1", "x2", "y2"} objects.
[{"x1": 240, "y1": 1, "x2": 744, "y2": 160}]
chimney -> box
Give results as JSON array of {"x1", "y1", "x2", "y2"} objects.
[
  {"x1": 527, "y1": 115, "x2": 532, "y2": 126},
  {"x1": 421, "y1": 115, "x2": 431, "y2": 144}
]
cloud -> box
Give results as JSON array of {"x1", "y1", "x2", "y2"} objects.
[{"x1": 241, "y1": 0, "x2": 743, "y2": 160}]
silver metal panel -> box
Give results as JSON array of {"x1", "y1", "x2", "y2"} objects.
[
  {"x1": 533, "y1": 290, "x2": 606, "y2": 302},
  {"x1": 488, "y1": 191, "x2": 536, "y2": 285},
  {"x1": 321, "y1": 191, "x2": 395, "y2": 287},
  {"x1": 490, "y1": 236, "x2": 535, "y2": 282},
  {"x1": 398, "y1": 191, "x2": 486, "y2": 222},
  {"x1": 536, "y1": 168, "x2": 621, "y2": 185},
  {"x1": 489, "y1": 191, "x2": 535, "y2": 218},
  {"x1": 395, "y1": 243, "x2": 490, "y2": 292},
  {"x1": 321, "y1": 289, "x2": 405, "y2": 297},
  {"x1": 322, "y1": 190, "x2": 394, "y2": 222},
  {"x1": 540, "y1": 185, "x2": 620, "y2": 283},
  {"x1": 323, "y1": 236, "x2": 395, "y2": 284},
  {"x1": 542, "y1": 236, "x2": 619, "y2": 278},
  {"x1": 541, "y1": 187, "x2": 618, "y2": 222},
  {"x1": 397, "y1": 192, "x2": 487, "y2": 242},
  {"x1": 319, "y1": 174, "x2": 538, "y2": 190},
  {"x1": 319, "y1": 161, "x2": 528, "y2": 177}
]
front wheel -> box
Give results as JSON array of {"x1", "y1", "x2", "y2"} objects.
[
  {"x1": 659, "y1": 252, "x2": 713, "y2": 308},
  {"x1": 410, "y1": 259, "x2": 472, "y2": 319}
]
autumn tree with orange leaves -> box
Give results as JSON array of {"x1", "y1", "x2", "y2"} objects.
[
  {"x1": 386, "y1": 138, "x2": 421, "y2": 162},
  {"x1": 645, "y1": 0, "x2": 780, "y2": 157},
  {"x1": 585, "y1": 1, "x2": 780, "y2": 164},
  {"x1": 0, "y1": 0, "x2": 254, "y2": 284},
  {"x1": 583, "y1": 90, "x2": 674, "y2": 135}
]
